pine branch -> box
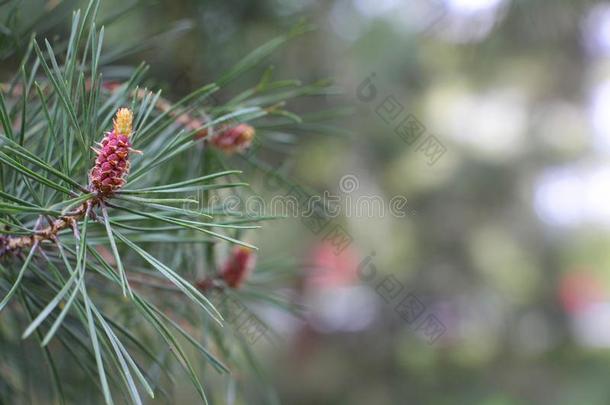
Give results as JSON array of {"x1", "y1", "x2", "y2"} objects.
[{"x1": 0, "y1": 1, "x2": 335, "y2": 402}]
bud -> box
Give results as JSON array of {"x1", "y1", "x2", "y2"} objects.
[
  {"x1": 89, "y1": 108, "x2": 135, "y2": 197},
  {"x1": 220, "y1": 246, "x2": 256, "y2": 289},
  {"x1": 210, "y1": 123, "x2": 255, "y2": 154},
  {"x1": 114, "y1": 108, "x2": 133, "y2": 136}
]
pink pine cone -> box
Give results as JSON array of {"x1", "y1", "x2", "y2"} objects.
[
  {"x1": 211, "y1": 123, "x2": 255, "y2": 154},
  {"x1": 89, "y1": 108, "x2": 134, "y2": 196},
  {"x1": 220, "y1": 246, "x2": 256, "y2": 289}
]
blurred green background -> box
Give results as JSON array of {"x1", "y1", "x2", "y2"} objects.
[{"x1": 6, "y1": 0, "x2": 610, "y2": 403}]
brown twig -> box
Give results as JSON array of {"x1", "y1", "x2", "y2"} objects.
[{"x1": 0, "y1": 198, "x2": 98, "y2": 257}]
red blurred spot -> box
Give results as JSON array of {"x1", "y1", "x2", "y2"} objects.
[
  {"x1": 306, "y1": 242, "x2": 360, "y2": 289},
  {"x1": 558, "y1": 270, "x2": 607, "y2": 313}
]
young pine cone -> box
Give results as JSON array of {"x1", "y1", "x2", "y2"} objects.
[
  {"x1": 220, "y1": 246, "x2": 256, "y2": 289},
  {"x1": 211, "y1": 123, "x2": 255, "y2": 154},
  {"x1": 89, "y1": 108, "x2": 137, "y2": 197},
  {"x1": 195, "y1": 247, "x2": 256, "y2": 292}
]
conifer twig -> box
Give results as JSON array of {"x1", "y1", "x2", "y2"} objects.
[{"x1": 0, "y1": 108, "x2": 136, "y2": 257}]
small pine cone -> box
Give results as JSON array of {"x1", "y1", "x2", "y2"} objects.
[
  {"x1": 210, "y1": 123, "x2": 255, "y2": 154},
  {"x1": 220, "y1": 246, "x2": 256, "y2": 289},
  {"x1": 89, "y1": 108, "x2": 134, "y2": 197}
]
